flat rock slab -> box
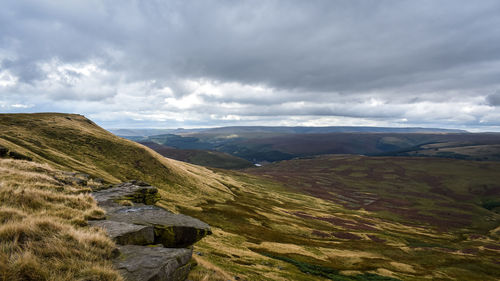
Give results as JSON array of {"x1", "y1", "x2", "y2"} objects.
[
  {"x1": 107, "y1": 205, "x2": 211, "y2": 248},
  {"x1": 92, "y1": 181, "x2": 160, "y2": 207},
  {"x1": 89, "y1": 220, "x2": 154, "y2": 246},
  {"x1": 114, "y1": 245, "x2": 192, "y2": 281}
]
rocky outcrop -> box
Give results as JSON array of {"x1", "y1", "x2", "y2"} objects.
[
  {"x1": 88, "y1": 220, "x2": 154, "y2": 246},
  {"x1": 106, "y1": 205, "x2": 211, "y2": 248},
  {"x1": 92, "y1": 180, "x2": 161, "y2": 206},
  {"x1": 114, "y1": 245, "x2": 192, "y2": 281},
  {"x1": 90, "y1": 181, "x2": 211, "y2": 281}
]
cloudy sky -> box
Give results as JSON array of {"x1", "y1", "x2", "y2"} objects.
[{"x1": 1, "y1": 0, "x2": 500, "y2": 131}]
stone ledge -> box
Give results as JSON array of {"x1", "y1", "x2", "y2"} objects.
[
  {"x1": 114, "y1": 245, "x2": 192, "y2": 281},
  {"x1": 90, "y1": 181, "x2": 211, "y2": 281},
  {"x1": 106, "y1": 205, "x2": 211, "y2": 248},
  {"x1": 89, "y1": 220, "x2": 154, "y2": 246}
]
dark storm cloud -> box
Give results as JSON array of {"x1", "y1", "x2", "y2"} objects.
[{"x1": 1, "y1": 0, "x2": 500, "y2": 129}]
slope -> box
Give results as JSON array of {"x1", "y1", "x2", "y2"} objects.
[
  {"x1": 141, "y1": 141, "x2": 254, "y2": 169},
  {"x1": 0, "y1": 113, "x2": 236, "y2": 207},
  {"x1": 1, "y1": 113, "x2": 499, "y2": 281}
]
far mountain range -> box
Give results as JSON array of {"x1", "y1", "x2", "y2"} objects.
[{"x1": 109, "y1": 126, "x2": 500, "y2": 168}]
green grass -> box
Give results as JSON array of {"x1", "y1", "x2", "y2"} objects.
[{"x1": 258, "y1": 251, "x2": 401, "y2": 281}]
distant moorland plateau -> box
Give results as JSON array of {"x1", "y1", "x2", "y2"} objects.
[{"x1": 111, "y1": 126, "x2": 500, "y2": 167}]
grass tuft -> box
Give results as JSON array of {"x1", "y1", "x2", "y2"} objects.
[{"x1": 0, "y1": 159, "x2": 122, "y2": 281}]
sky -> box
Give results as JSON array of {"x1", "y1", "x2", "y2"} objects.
[{"x1": 1, "y1": 1, "x2": 500, "y2": 131}]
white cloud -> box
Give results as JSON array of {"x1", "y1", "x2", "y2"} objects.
[{"x1": 0, "y1": 70, "x2": 18, "y2": 87}]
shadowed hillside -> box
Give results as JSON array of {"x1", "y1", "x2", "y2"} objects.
[{"x1": 141, "y1": 141, "x2": 254, "y2": 170}]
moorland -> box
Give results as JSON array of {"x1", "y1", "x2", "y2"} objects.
[{"x1": 1, "y1": 113, "x2": 499, "y2": 281}]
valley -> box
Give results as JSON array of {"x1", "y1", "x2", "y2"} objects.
[
  {"x1": 121, "y1": 128, "x2": 500, "y2": 165},
  {"x1": 1, "y1": 114, "x2": 499, "y2": 281}
]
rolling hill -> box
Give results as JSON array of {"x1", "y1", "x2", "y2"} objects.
[
  {"x1": 1, "y1": 113, "x2": 499, "y2": 281},
  {"x1": 129, "y1": 129, "x2": 500, "y2": 164},
  {"x1": 140, "y1": 141, "x2": 254, "y2": 170}
]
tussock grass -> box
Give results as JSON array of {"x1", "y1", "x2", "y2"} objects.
[{"x1": 0, "y1": 159, "x2": 121, "y2": 281}]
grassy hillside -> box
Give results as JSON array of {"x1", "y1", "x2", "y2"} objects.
[
  {"x1": 1, "y1": 113, "x2": 499, "y2": 281},
  {"x1": 187, "y1": 157, "x2": 500, "y2": 281},
  {"x1": 0, "y1": 113, "x2": 237, "y2": 208},
  {"x1": 0, "y1": 158, "x2": 120, "y2": 280}
]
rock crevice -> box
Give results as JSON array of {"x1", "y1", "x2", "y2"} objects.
[{"x1": 91, "y1": 181, "x2": 211, "y2": 281}]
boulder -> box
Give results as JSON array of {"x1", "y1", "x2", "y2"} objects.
[
  {"x1": 107, "y1": 205, "x2": 211, "y2": 248},
  {"x1": 114, "y1": 245, "x2": 192, "y2": 281},
  {"x1": 92, "y1": 182, "x2": 160, "y2": 206},
  {"x1": 0, "y1": 146, "x2": 8, "y2": 157},
  {"x1": 7, "y1": 151, "x2": 32, "y2": 161},
  {"x1": 89, "y1": 220, "x2": 154, "y2": 246}
]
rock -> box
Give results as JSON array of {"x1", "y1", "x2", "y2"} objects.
[
  {"x1": 114, "y1": 245, "x2": 192, "y2": 281},
  {"x1": 93, "y1": 178, "x2": 104, "y2": 184},
  {"x1": 89, "y1": 220, "x2": 154, "y2": 246},
  {"x1": 90, "y1": 181, "x2": 212, "y2": 280},
  {"x1": 0, "y1": 146, "x2": 8, "y2": 157},
  {"x1": 75, "y1": 173, "x2": 90, "y2": 179},
  {"x1": 129, "y1": 180, "x2": 151, "y2": 186},
  {"x1": 107, "y1": 205, "x2": 211, "y2": 248},
  {"x1": 8, "y1": 151, "x2": 32, "y2": 161},
  {"x1": 92, "y1": 182, "x2": 160, "y2": 206}
]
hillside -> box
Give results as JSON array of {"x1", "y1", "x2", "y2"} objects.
[
  {"x1": 1, "y1": 113, "x2": 499, "y2": 281},
  {"x1": 197, "y1": 126, "x2": 467, "y2": 134},
  {"x1": 0, "y1": 113, "x2": 238, "y2": 208},
  {"x1": 141, "y1": 141, "x2": 253, "y2": 170},
  {"x1": 381, "y1": 142, "x2": 500, "y2": 161},
  {"x1": 130, "y1": 130, "x2": 500, "y2": 163}
]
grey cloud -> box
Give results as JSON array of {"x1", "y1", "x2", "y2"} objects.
[
  {"x1": 3, "y1": 0, "x2": 500, "y2": 94},
  {"x1": 2, "y1": 0, "x2": 500, "y2": 130},
  {"x1": 487, "y1": 91, "x2": 500, "y2": 106}
]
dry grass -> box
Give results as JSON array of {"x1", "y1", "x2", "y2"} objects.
[{"x1": 0, "y1": 159, "x2": 121, "y2": 281}]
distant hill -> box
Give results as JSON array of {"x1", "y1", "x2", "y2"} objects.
[
  {"x1": 140, "y1": 141, "x2": 254, "y2": 169},
  {"x1": 198, "y1": 125, "x2": 468, "y2": 134},
  {"x1": 110, "y1": 126, "x2": 467, "y2": 138},
  {"x1": 123, "y1": 128, "x2": 500, "y2": 163},
  {"x1": 379, "y1": 141, "x2": 500, "y2": 161},
  {"x1": 108, "y1": 128, "x2": 204, "y2": 137}
]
